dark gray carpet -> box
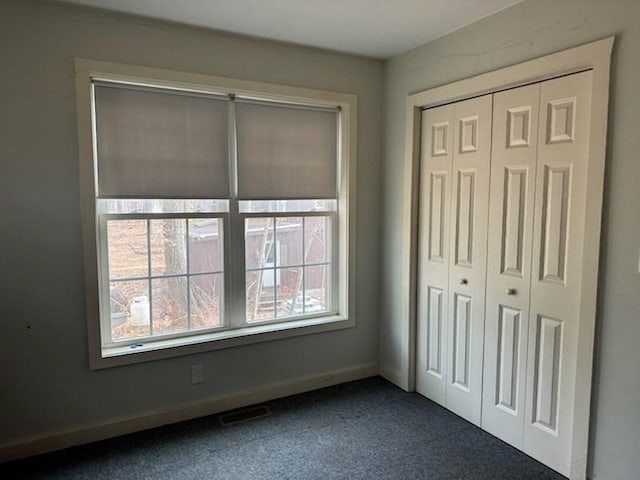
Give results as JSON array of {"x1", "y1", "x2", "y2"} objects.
[{"x1": 1, "y1": 377, "x2": 566, "y2": 479}]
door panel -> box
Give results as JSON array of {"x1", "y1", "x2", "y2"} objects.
[
  {"x1": 501, "y1": 167, "x2": 527, "y2": 276},
  {"x1": 452, "y1": 292, "x2": 471, "y2": 390},
  {"x1": 417, "y1": 94, "x2": 491, "y2": 423},
  {"x1": 416, "y1": 104, "x2": 454, "y2": 406},
  {"x1": 454, "y1": 170, "x2": 475, "y2": 266},
  {"x1": 531, "y1": 314, "x2": 563, "y2": 434},
  {"x1": 482, "y1": 83, "x2": 540, "y2": 446},
  {"x1": 445, "y1": 94, "x2": 492, "y2": 426},
  {"x1": 539, "y1": 165, "x2": 571, "y2": 283},
  {"x1": 524, "y1": 70, "x2": 592, "y2": 476},
  {"x1": 426, "y1": 286, "x2": 444, "y2": 376},
  {"x1": 429, "y1": 172, "x2": 448, "y2": 262},
  {"x1": 495, "y1": 305, "x2": 522, "y2": 413}
]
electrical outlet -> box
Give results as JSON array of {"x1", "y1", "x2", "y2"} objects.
[{"x1": 191, "y1": 364, "x2": 204, "y2": 384}]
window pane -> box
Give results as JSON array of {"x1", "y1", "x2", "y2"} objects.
[
  {"x1": 276, "y1": 217, "x2": 302, "y2": 266},
  {"x1": 189, "y1": 219, "x2": 223, "y2": 273},
  {"x1": 304, "y1": 216, "x2": 330, "y2": 264},
  {"x1": 245, "y1": 218, "x2": 274, "y2": 269},
  {"x1": 98, "y1": 199, "x2": 228, "y2": 214},
  {"x1": 244, "y1": 215, "x2": 332, "y2": 323},
  {"x1": 246, "y1": 270, "x2": 275, "y2": 322},
  {"x1": 109, "y1": 280, "x2": 150, "y2": 340},
  {"x1": 190, "y1": 274, "x2": 223, "y2": 329},
  {"x1": 238, "y1": 199, "x2": 336, "y2": 213},
  {"x1": 107, "y1": 220, "x2": 148, "y2": 279},
  {"x1": 152, "y1": 277, "x2": 188, "y2": 334},
  {"x1": 276, "y1": 267, "x2": 303, "y2": 318},
  {"x1": 304, "y1": 265, "x2": 330, "y2": 313},
  {"x1": 150, "y1": 219, "x2": 187, "y2": 276}
]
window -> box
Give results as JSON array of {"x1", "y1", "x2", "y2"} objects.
[
  {"x1": 244, "y1": 215, "x2": 332, "y2": 322},
  {"x1": 76, "y1": 59, "x2": 356, "y2": 367},
  {"x1": 104, "y1": 212, "x2": 225, "y2": 341}
]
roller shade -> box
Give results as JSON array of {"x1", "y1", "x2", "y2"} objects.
[
  {"x1": 235, "y1": 101, "x2": 338, "y2": 200},
  {"x1": 94, "y1": 83, "x2": 229, "y2": 198}
]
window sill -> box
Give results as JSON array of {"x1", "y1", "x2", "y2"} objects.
[{"x1": 91, "y1": 314, "x2": 354, "y2": 369}]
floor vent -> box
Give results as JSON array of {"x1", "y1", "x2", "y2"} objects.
[{"x1": 218, "y1": 405, "x2": 272, "y2": 426}]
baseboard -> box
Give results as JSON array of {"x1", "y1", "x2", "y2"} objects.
[
  {"x1": 0, "y1": 363, "x2": 378, "y2": 463},
  {"x1": 379, "y1": 362, "x2": 410, "y2": 391}
]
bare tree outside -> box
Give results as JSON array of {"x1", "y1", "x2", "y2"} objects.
[
  {"x1": 107, "y1": 211, "x2": 223, "y2": 340},
  {"x1": 245, "y1": 215, "x2": 329, "y2": 322},
  {"x1": 245, "y1": 218, "x2": 274, "y2": 320},
  {"x1": 153, "y1": 218, "x2": 188, "y2": 333}
]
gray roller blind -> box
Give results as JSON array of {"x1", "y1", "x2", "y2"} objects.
[
  {"x1": 94, "y1": 83, "x2": 229, "y2": 198},
  {"x1": 235, "y1": 101, "x2": 338, "y2": 200}
]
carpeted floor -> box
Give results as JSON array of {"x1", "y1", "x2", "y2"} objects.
[{"x1": 1, "y1": 376, "x2": 566, "y2": 479}]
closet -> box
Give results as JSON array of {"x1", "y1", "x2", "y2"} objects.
[{"x1": 416, "y1": 70, "x2": 593, "y2": 476}]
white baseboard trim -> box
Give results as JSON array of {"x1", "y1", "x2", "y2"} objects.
[
  {"x1": 379, "y1": 362, "x2": 410, "y2": 392},
  {"x1": 1, "y1": 363, "x2": 378, "y2": 463}
]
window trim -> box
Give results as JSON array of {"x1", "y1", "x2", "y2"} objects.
[{"x1": 75, "y1": 58, "x2": 357, "y2": 369}]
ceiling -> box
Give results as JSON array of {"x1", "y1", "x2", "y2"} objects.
[{"x1": 57, "y1": 0, "x2": 524, "y2": 59}]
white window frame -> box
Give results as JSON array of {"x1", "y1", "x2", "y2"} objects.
[{"x1": 75, "y1": 58, "x2": 357, "y2": 369}]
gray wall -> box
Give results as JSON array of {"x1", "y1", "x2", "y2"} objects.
[
  {"x1": 381, "y1": 0, "x2": 640, "y2": 479},
  {"x1": 2, "y1": 0, "x2": 638, "y2": 477},
  {"x1": 0, "y1": 0, "x2": 382, "y2": 444}
]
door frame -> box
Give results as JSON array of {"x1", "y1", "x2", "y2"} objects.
[{"x1": 400, "y1": 37, "x2": 613, "y2": 480}]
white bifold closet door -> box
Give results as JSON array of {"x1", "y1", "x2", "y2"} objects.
[
  {"x1": 482, "y1": 71, "x2": 593, "y2": 475},
  {"x1": 417, "y1": 70, "x2": 594, "y2": 477},
  {"x1": 524, "y1": 70, "x2": 592, "y2": 474},
  {"x1": 481, "y1": 82, "x2": 541, "y2": 447},
  {"x1": 416, "y1": 95, "x2": 492, "y2": 426}
]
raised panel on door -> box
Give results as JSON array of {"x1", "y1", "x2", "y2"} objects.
[
  {"x1": 524, "y1": 70, "x2": 593, "y2": 477},
  {"x1": 445, "y1": 94, "x2": 492, "y2": 426},
  {"x1": 416, "y1": 104, "x2": 454, "y2": 406},
  {"x1": 482, "y1": 83, "x2": 540, "y2": 446}
]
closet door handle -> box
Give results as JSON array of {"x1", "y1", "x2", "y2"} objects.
[
  {"x1": 506, "y1": 288, "x2": 517, "y2": 296},
  {"x1": 460, "y1": 278, "x2": 468, "y2": 285}
]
